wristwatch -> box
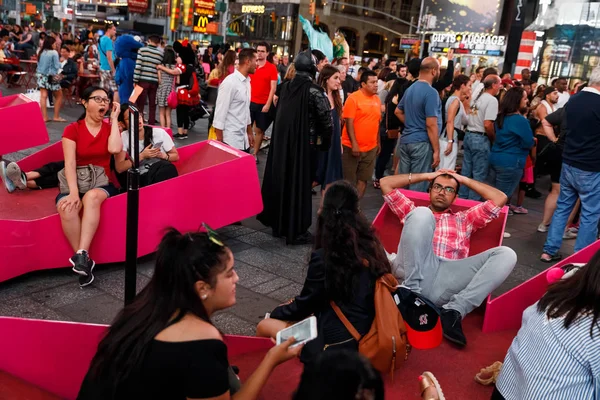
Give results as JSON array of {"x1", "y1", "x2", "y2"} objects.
[{"x1": 447, "y1": 140, "x2": 454, "y2": 143}]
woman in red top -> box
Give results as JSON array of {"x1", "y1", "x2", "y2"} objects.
[{"x1": 57, "y1": 86, "x2": 123, "y2": 287}]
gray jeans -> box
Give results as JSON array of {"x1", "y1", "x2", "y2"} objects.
[
  {"x1": 392, "y1": 207, "x2": 516, "y2": 317},
  {"x1": 397, "y1": 142, "x2": 433, "y2": 192}
]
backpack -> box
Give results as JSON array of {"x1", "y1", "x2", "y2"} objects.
[{"x1": 330, "y1": 273, "x2": 409, "y2": 378}]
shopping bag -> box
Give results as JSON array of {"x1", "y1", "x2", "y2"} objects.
[{"x1": 24, "y1": 89, "x2": 53, "y2": 109}]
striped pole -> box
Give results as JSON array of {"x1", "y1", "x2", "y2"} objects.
[{"x1": 514, "y1": 31, "x2": 536, "y2": 80}]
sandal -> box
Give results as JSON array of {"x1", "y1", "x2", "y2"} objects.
[
  {"x1": 540, "y1": 253, "x2": 562, "y2": 263},
  {"x1": 474, "y1": 361, "x2": 503, "y2": 386},
  {"x1": 373, "y1": 179, "x2": 381, "y2": 189},
  {"x1": 52, "y1": 118, "x2": 67, "y2": 122},
  {"x1": 419, "y1": 371, "x2": 445, "y2": 400}
]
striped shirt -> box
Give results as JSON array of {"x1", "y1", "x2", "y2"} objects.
[
  {"x1": 496, "y1": 303, "x2": 600, "y2": 400},
  {"x1": 133, "y1": 44, "x2": 163, "y2": 84},
  {"x1": 383, "y1": 189, "x2": 501, "y2": 260}
]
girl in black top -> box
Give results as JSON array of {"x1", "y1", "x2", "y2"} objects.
[
  {"x1": 256, "y1": 180, "x2": 392, "y2": 363},
  {"x1": 78, "y1": 228, "x2": 302, "y2": 400}
]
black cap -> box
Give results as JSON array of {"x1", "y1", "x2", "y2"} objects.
[{"x1": 394, "y1": 287, "x2": 442, "y2": 350}]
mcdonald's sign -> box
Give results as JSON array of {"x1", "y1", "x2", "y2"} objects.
[
  {"x1": 229, "y1": 20, "x2": 241, "y2": 35},
  {"x1": 193, "y1": 14, "x2": 210, "y2": 32}
]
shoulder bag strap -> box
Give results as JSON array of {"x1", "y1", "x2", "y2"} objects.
[{"x1": 330, "y1": 301, "x2": 361, "y2": 341}]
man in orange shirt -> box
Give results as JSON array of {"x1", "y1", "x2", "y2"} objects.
[{"x1": 342, "y1": 70, "x2": 381, "y2": 197}]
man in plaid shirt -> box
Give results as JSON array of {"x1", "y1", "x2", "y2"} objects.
[{"x1": 380, "y1": 170, "x2": 516, "y2": 348}]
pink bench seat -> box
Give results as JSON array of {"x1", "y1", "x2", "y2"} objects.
[
  {"x1": 0, "y1": 94, "x2": 49, "y2": 155},
  {"x1": 0, "y1": 140, "x2": 263, "y2": 283}
]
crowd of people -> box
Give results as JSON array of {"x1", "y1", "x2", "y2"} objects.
[{"x1": 2, "y1": 24, "x2": 600, "y2": 398}]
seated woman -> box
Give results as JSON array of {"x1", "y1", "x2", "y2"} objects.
[
  {"x1": 115, "y1": 104, "x2": 179, "y2": 187},
  {"x1": 493, "y1": 249, "x2": 600, "y2": 399},
  {"x1": 256, "y1": 180, "x2": 392, "y2": 363},
  {"x1": 0, "y1": 160, "x2": 65, "y2": 193},
  {"x1": 78, "y1": 227, "x2": 301, "y2": 399},
  {"x1": 57, "y1": 86, "x2": 122, "y2": 288}
]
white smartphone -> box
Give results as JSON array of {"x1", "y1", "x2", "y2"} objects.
[{"x1": 276, "y1": 316, "x2": 317, "y2": 348}]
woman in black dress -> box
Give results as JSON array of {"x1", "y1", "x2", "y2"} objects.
[
  {"x1": 315, "y1": 65, "x2": 344, "y2": 192},
  {"x1": 77, "y1": 228, "x2": 301, "y2": 400}
]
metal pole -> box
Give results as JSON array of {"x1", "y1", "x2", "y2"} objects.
[
  {"x1": 419, "y1": 6, "x2": 428, "y2": 58},
  {"x1": 124, "y1": 104, "x2": 141, "y2": 305},
  {"x1": 15, "y1": 0, "x2": 21, "y2": 26},
  {"x1": 416, "y1": 0, "x2": 425, "y2": 58},
  {"x1": 221, "y1": 0, "x2": 228, "y2": 43},
  {"x1": 409, "y1": 16, "x2": 414, "y2": 35}
]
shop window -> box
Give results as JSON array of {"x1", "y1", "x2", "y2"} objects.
[
  {"x1": 338, "y1": 27, "x2": 358, "y2": 54},
  {"x1": 363, "y1": 32, "x2": 384, "y2": 56}
]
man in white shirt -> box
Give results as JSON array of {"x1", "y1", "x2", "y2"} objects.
[
  {"x1": 470, "y1": 67, "x2": 498, "y2": 106},
  {"x1": 553, "y1": 77, "x2": 570, "y2": 109},
  {"x1": 213, "y1": 48, "x2": 257, "y2": 151}
]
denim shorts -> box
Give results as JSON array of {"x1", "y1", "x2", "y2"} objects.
[{"x1": 55, "y1": 184, "x2": 119, "y2": 205}]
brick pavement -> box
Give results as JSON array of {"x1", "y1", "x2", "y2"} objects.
[{"x1": 0, "y1": 86, "x2": 576, "y2": 335}]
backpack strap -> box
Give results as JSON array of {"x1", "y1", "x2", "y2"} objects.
[{"x1": 330, "y1": 301, "x2": 361, "y2": 341}]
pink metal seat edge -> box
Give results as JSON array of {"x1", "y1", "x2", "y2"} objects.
[{"x1": 0, "y1": 94, "x2": 49, "y2": 155}]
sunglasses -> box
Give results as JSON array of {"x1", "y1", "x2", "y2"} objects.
[{"x1": 202, "y1": 222, "x2": 224, "y2": 247}]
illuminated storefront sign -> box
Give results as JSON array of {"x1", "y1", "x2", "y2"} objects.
[
  {"x1": 431, "y1": 33, "x2": 506, "y2": 46},
  {"x1": 241, "y1": 4, "x2": 264, "y2": 13},
  {"x1": 170, "y1": 0, "x2": 180, "y2": 31}
]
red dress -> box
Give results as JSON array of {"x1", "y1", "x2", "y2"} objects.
[{"x1": 176, "y1": 63, "x2": 200, "y2": 106}]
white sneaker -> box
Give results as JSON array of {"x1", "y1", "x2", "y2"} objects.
[
  {"x1": 0, "y1": 161, "x2": 15, "y2": 193},
  {"x1": 6, "y1": 162, "x2": 26, "y2": 190},
  {"x1": 563, "y1": 230, "x2": 578, "y2": 240},
  {"x1": 537, "y1": 224, "x2": 549, "y2": 233},
  {"x1": 503, "y1": 232, "x2": 512, "y2": 238}
]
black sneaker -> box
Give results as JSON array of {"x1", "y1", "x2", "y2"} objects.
[
  {"x1": 173, "y1": 133, "x2": 181, "y2": 139},
  {"x1": 525, "y1": 187, "x2": 542, "y2": 199},
  {"x1": 179, "y1": 134, "x2": 188, "y2": 140},
  {"x1": 69, "y1": 251, "x2": 95, "y2": 277},
  {"x1": 288, "y1": 232, "x2": 314, "y2": 246},
  {"x1": 441, "y1": 309, "x2": 467, "y2": 348},
  {"x1": 79, "y1": 270, "x2": 95, "y2": 288}
]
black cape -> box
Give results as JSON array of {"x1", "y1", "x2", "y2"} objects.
[{"x1": 257, "y1": 75, "x2": 314, "y2": 243}]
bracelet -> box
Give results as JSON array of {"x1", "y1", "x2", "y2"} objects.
[{"x1": 409, "y1": 172, "x2": 412, "y2": 185}]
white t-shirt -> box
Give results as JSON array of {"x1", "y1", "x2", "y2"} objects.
[
  {"x1": 121, "y1": 127, "x2": 175, "y2": 173},
  {"x1": 556, "y1": 91, "x2": 570, "y2": 109}
]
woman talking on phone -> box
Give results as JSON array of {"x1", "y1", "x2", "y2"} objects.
[
  {"x1": 115, "y1": 104, "x2": 179, "y2": 187},
  {"x1": 57, "y1": 86, "x2": 122, "y2": 288},
  {"x1": 78, "y1": 227, "x2": 302, "y2": 400},
  {"x1": 256, "y1": 180, "x2": 392, "y2": 363}
]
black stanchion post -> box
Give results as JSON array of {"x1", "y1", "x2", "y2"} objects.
[{"x1": 124, "y1": 104, "x2": 141, "y2": 305}]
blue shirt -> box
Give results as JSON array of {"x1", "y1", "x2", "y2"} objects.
[
  {"x1": 489, "y1": 114, "x2": 534, "y2": 168},
  {"x1": 397, "y1": 81, "x2": 441, "y2": 144},
  {"x1": 98, "y1": 35, "x2": 115, "y2": 71},
  {"x1": 497, "y1": 303, "x2": 600, "y2": 400}
]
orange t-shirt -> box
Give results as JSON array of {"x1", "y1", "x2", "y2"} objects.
[{"x1": 342, "y1": 90, "x2": 381, "y2": 152}]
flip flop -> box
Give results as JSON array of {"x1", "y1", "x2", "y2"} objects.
[
  {"x1": 474, "y1": 361, "x2": 503, "y2": 386},
  {"x1": 53, "y1": 118, "x2": 67, "y2": 122}
]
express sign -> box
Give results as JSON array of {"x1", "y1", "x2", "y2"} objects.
[{"x1": 431, "y1": 33, "x2": 506, "y2": 47}]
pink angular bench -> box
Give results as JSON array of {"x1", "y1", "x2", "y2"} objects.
[
  {"x1": 0, "y1": 94, "x2": 49, "y2": 155},
  {"x1": 371, "y1": 190, "x2": 509, "y2": 332},
  {"x1": 482, "y1": 240, "x2": 600, "y2": 332},
  {"x1": 0, "y1": 140, "x2": 262, "y2": 283}
]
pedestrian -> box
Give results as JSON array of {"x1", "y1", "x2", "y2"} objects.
[
  {"x1": 459, "y1": 74, "x2": 502, "y2": 200},
  {"x1": 156, "y1": 46, "x2": 177, "y2": 128},
  {"x1": 35, "y1": 36, "x2": 66, "y2": 122},
  {"x1": 250, "y1": 42, "x2": 278, "y2": 163},
  {"x1": 394, "y1": 57, "x2": 442, "y2": 192},
  {"x1": 98, "y1": 23, "x2": 119, "y2": 103},
  {"x1": 278, "y1": 54, "x2": 289, "y2": 81},
  {"x1": 171, "y1": 40, "x2": 200, "y2": 140},
  {"x1": 471, "y1": 67, "x2": 498, "y2": 103},
  {"x1": 341, "y1": 70, "x2": 381, "y2": 198},
  {"x1": 316, "y1": 65, "x2": 344, "y2": 192},
  {"x1": 541, "y1": 67, "x2": 600, "y2": 262},
  {"x1": 257, "y1": 50, "x2": 333, "y2": 245},
  {"x1": 553, "y1": 77, "x2": 570, "y2": 108},
  {"x1": 439, "y1": 74, "x2": 470, "y2": 170},
  {"x1": 212, "y1": 48, "x2": 256, "y2": 151},
  {"x1": 114, "y1": 35, "x2": 143, "y2": 106},
  {"x1": 133, "y1": 34, "x2": 163, "y2": 125},
  {"x1": 487, "y1": 87, "x2": 535, "y2": 210}
]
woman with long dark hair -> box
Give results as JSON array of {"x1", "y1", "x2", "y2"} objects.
[
  {"x1": 156, "y1": 45, "x2": 178, "y2": 128},
  {"x1": 36, "y1": 36, "x2": 65, "y2": 122},
  {"x1": 315, "y1": 65, "x2": 343, "y2": 192},
  {"x1": 487, "y1": 87, "x2": 534, "y2": 207},
  {"x1": 57, "y1": 86, "x2": 122, "y2": 288},
  {"x1": 493, "y1": 250, "x2": 600, "y2": 399},
  {"x1": 208, "y1": 49, "x2": 236, "y2": 86},
  {"x1": 256, "y1": 181, "x2": 392, "y2": 363},
  {"x1": 78, "y1": 228, "x2": 302, "y2": 399}
]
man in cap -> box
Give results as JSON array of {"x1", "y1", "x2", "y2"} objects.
[{"x1": 258, "y1": 50, "x2": 333, "y2": 245}]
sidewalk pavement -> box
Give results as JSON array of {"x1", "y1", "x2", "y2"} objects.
[{"x1": 0, "y1": 86, "x2": 576, "y2": 335}]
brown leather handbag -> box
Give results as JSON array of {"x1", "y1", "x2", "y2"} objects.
[{"x1": 58, "y1": 165, "x2": 109, "y2": 194}]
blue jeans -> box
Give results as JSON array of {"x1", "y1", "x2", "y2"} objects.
[
  {"x1": 543, "y1": 164, "x2": 600, "y2": 255},
  {"x1": 459, "y1": 133, "x2": 490, "y2": 200},
  {"x1": 398, "y1": 141, "x2": 432, "y2": 192},
  {"x1": 487, "y1": 161, "x2": 524, "y2": 201}
]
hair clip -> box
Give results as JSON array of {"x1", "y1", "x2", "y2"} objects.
[{"x1": 202, "y1": 222, "x2": 224, "y2": 247}]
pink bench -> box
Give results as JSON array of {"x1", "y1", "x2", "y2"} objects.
[
  {"x1": 0, "y1": 140, "x2": 263, "y2": 282},
  {"x1": 0, "y1": 94, "x2": 49, "y2": 155},
  {"x1": 371, "y1": 190, "x2": 509, "y2": 332}
]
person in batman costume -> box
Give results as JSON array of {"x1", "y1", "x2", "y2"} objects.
[{"x1": 257, "y1": 50, "x2": 334, "y2": 245}]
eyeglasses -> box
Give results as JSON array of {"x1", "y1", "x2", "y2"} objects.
[
  {"x1": 89, "y1": 96, "x2": 110, "y2": 104},
  {"x1": 431, "y1": 183, "x2": 456, "y2": 195},
  {"x1": 202, "y1": 222, "x2": 224, "y2": 247}
]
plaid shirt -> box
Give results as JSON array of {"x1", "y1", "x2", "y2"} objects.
[{"x1": 384, "y1": 189, "x2": 501, "y2": 260}]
